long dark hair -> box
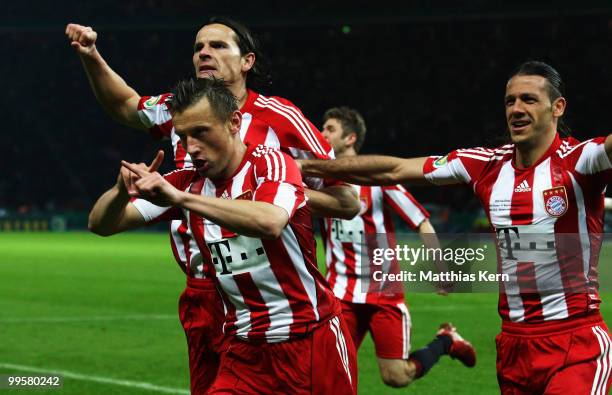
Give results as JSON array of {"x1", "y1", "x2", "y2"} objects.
[{"x1": 205, "y1": 17, "x2": 272, "y2": 90}]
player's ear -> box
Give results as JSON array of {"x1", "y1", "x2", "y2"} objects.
[
  {"x1": 229, "y1": 110, "x2": 242, "y2": 135},
  {"x1": 242, "y1": 52, "x2": 255, "y2": 73},
  {"x1": 552, "y1": 96, "x2": 566, "y2": 118},
  {"x1": 344, "y1": 132, "x2": 357, "y2": 147}
]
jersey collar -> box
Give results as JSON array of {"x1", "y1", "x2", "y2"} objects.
[{"x1": 512, "y1": 132, "x2": 561, "y2": 171}]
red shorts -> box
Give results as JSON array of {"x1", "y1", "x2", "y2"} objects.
[
  {"x1": 496, "y1": 312, "x2": 612, "y2": 395},
  {"x1": 340, "y1": 300, "x2": 411, "y2": 359},
  {"x1": 208, "y1": 316, "x2": 358, "y2": 395},
  {"x1": 178, "y1": 277, "x2": 227, "y2": 395}
]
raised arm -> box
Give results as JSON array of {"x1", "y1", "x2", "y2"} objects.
[
  {"x1": 305, "y1": 185, "x2": 360, "y2": 220},
  {"x1": 300, "y1": 155, "x2": 432, "y2": 186},
  {"x1": 66, "y1": 23, "x2": 144, "y2": 130}
]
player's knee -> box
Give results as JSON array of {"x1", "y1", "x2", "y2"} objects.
[{"x1": 379, "y1": 364, "x2": 412, "y2": 388}]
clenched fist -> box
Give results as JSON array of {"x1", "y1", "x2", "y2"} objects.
[{"x1": 65, "y1": 23, "x2": 98, "y2": 56}]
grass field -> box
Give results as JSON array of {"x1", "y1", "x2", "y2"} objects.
[{"x1": 0, "y1": 232, "x2": 610, "y2": 394}]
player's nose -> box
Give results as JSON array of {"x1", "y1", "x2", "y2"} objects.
[{"x1": 185, "y1": 136, "x2": 201, "y2": 155}]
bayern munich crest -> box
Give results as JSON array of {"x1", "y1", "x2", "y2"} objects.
[{"x1": 543, "y1": 186, "x2": 568, "y2": 217}]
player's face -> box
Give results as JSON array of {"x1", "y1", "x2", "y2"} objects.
[
  {"x1": 192, "y1": 24, "x2": 253, "y2": 86},
  {"x1": 322, "y1": 118, "x2": 351, "y2": 155},
  {"x1": 504, "y1": 75, "x2": 565, "y2": 146},
  {"x1": 172, "y1": 98, "x2": 242, "y2": 179}
]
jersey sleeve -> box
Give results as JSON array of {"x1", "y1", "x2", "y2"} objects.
[
  {"x1": 252, "y1": 95, "x2": 339, "y2": 190},
  {"x1": 423, "y1": 147, "x2": 495, "y2": 186},
  {"x1": 251, "y1": 146, "x2": 306, "y2": 219},
  {"x1": 382, "y1": 185, "x2": 430, "y2": 230},
  {"x1": 132, "y1": 199, "x2": 180, "y2": 223},
  {"x1": 253, "y1": 95, "x2": 333, "y2": 160},
  {"x1": 131, "y1": 167, "x2": 196, "y2": 223},
  {"x1": 137, "y1": 93, "x2": 174, "y2": 140},
  {"x1": 571, "y1": 137, "x2": 612, "y2": 180}
]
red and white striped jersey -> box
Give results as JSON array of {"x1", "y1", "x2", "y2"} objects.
[
  {"x1": 133, "y1": 145, "x2": 340, "y2": 342},
  {"x1": 136, "y1": 90, "x2": 334, "y2": 277},
  {"x1": 137, "y1": 90, "x2": 334, "y2": 176},
  {"x1": 323, "y1": 184, "x2": 429, "y2": 304},
  {"x1": 423, "y1": 134, "x2": 612, "y2": 323}
]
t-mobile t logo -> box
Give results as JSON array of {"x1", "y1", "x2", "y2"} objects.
[
  {"x1": 495, "y1": 226, "x2": 556, "y2": 260},
  {"x1": 207, "y1": 237, "x2": 269, "y2": 275}
]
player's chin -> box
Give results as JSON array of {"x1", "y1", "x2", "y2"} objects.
[{"x1": 508, "y1": 129, "x2": 531, "y2": 144}]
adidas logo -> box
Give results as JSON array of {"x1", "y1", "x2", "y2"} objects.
[
  {"x1": 220, "y1": 190, "x2": 231, "y2": 200},
  {"x1": 514, "y1": 180, "x2": 532, "y2": 193}
]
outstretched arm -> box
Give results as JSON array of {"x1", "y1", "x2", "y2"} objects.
[
  {"x1": 66, "y1": 23, "x2": 144, "y2": 130},
  {"x1": 305, "y1": 185, "x2": 360, "y2": 220},
  {"x1": 300, "y1": 156, "x2": 432, "y2": 186}
]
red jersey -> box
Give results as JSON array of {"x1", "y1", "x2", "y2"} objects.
[
  {"x1": 136, "y1": 90, "x2": 334, "y2": 277},
  {"x1": 323, "y1": 184, "x2": 429, "y2": 304},
  {"x1": 133, "y1": 145, "x2": 340, "y2": 342},
  {"x1": 423, "y1": 134, "x2": 611, "y2": 323}
]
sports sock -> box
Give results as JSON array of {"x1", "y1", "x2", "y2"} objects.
[{"x1": 407, "y1": 334, "x2": 452, "y2": 378}]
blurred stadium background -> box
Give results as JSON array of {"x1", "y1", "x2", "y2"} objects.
[{"x1": 1, "y1": 1, "x2": 611, "y2": 394}]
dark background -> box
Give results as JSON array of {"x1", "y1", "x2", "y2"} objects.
[{"x1": 3, "y1": 0, "x2": 611, "y2": 218}]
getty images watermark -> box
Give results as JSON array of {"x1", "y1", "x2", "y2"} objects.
[
  {"x1": 354, "y1": 233, "x2": 610, "y2": 294},
  {"x1": 371, "y1": 242, "x2": 506, "y2": 283}
]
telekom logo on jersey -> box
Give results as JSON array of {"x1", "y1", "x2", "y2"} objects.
[
  {"x1": 207, "y1": 236, "x2": 269, "y2": 275},
  {"x1": 495, "y1": 226, "x2": 556, "y2": 260}
]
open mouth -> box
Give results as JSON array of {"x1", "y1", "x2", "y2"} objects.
[
  {"x1": 510, "y1": 119, "x2": 531, "y2": 132},
  {"x1": 193, "y1": 159, "x2": 209, "y2": 171},
  {"x1": 198, "y1": 65, "x2": 216, "y2": 75}
]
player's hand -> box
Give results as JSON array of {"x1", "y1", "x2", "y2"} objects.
[
  {"x1": 121, "y1": 151, "x2": 179, "y2": 206},
  {"x1": 65, "y1": 23, "x2": 98, "y2": 56},
  {"x1": 117, "y1": 150, "x2": 164, "y2": 195}
]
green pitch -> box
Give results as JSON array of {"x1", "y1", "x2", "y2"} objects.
[{"x1": 0, "y1": 232, "x2": 610, "y2": 394}]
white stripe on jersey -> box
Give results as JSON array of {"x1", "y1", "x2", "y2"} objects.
[
  {"x1": 254, "y1": 96, "x2": 326, "y2": 157},
  {"x1": 264, "y1": 126, "x2": 281, "y2": 148},
  {"x1": 218, "y1": 276, "x2": 252, "y2": 337},
  {"x1": 272, "y1": 183, "x2": 300, "y2": 215},
  {"x1": 569, "y1": 172, "x2": 592, "y2": 282},
  {"x1": 489, "y1": 161, "x2": 524, "y2": 321},
  {"x1": 457, "y1": 153, "x2": 494, "y2": 161},
  {"x1": 282, "y1": 225, "x2": 320, "y2": 321},
  {"x1": 271, "y1": 151, "x2": 280, "y2": 181},
  {"x1": 170, "y1": 220, "x2": 187, "y2": 267},
  {"x1": 384, "y1": 189, "x2": 427, "y2": 226},
  {"x1": 329, "y1": 243, "x2": 349, "y2": 300},
  {"x1": 203, "y1": 180, "x2": 223, "y2": 240},
  {"x1": 239, "y1": 113, "x2": 253, "y2": 142},
  {"x1": 531, "y1": 160, "x2": 569, "y2": 320},
  {"x1": 231, "y1": 163, "x2": 252, "y2": 197},
  {"x1": 488, "y1": 161, "x2": 515, "y2": 226},
  {"x1": 557, "y1": 139, "x2": 590, "y2": 159},
  {"x1": 249, "y1": 267, "x2": 293, "y2": 342}
]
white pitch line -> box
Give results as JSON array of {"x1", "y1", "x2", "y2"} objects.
[
  {"x1": 0, "y1": 363, "x2": 189, "y2": 394},
  {"x1": 0, "y1": 314, "x2": 176, "y2": 324}
]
